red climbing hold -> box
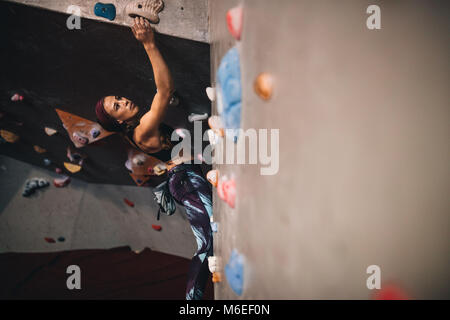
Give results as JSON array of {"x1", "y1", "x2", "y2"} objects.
[
  {"x1": 53, "y1": 176, "x2": 71, "y2": 188},
  {"x1": 124, "y1": 198, "x2": 135, "y2": 207},
  {"x1": 373, "y1": 284, "x2": 410, "y2": 300},
  {"x1": 55, "y1": 168, "x2": 63, "y2": 174},
  {"x1": 44, "y1": 237, "x2": 56, "y2": 243},
  {"x1": 226, "y1": 6, "x2": 243, "y2": 40},
  {"x1": 152, "y1": 224, "x2": 162, "y2": 231}
]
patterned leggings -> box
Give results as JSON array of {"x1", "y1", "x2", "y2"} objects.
[{"x1": 168, "y1": 164, "x2": 213, "y2": 300}]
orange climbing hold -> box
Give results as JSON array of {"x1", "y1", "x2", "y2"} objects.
[
  {"x1": 33, "y1": 145, "x2": 47, "y2": 154},
  {"x1": 0, "y1": 130, "x2": 19, "y2": 143},
  {"x1": 212, "y1": 272, "x2": 222, "y2": 283},
  {"x1": 254, "y1": 72, "x2": 274, "y2": 100},
  {"x1": 226, "y1": 6, "x2": 243, "y2": 40}
]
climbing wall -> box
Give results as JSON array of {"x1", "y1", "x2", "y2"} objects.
[
  {"x1": 0, "y1": 1, "x2": 211, "y2": 186},
  {"x1": 208, "y1": 0, "x2": 450, "y2": 299}
]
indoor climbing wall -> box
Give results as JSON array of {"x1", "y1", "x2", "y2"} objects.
[
  {"x1": 0, "y1": 0, "x2": 211, "y2": 186},
  {"x1": 208, "y1": 0, "x2": 449, "y2": 299},
  {"x1": 6, "y1": 0, "x2": 210, "y2": 43}
]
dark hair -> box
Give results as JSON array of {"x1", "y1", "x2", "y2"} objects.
[{"x1": 95, "y1": 97, "x2": 123, "y2": 132}]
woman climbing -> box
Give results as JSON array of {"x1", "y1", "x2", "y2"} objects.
[{"x1": 94, "y1": 17, "x2": 213, "y2": 300}]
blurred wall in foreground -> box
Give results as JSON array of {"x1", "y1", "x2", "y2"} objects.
[{"x1": 210, "y1": 0, "x2": 449, "y2": 299}]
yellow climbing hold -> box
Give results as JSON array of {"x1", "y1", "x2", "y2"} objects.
[
  {"x1": 64, "y1": 162, "x2": 82, "y2": 173},
  {"x1": 0, "y1": 130, "x2": 19, "y2": 143}
]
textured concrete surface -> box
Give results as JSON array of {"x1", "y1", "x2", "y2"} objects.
[
  {"x1": 210, "y1": 0, "x2": 449, "y2": 299},
  {"x1": 0, "y1": 155, "x2": 197, "y2": 258},
  {"x1": 5, "y1": 0, "x2": 210, "y2": 43}
]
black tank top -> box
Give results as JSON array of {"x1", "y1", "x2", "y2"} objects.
[{"x1": 126, "y1": 123, "x2": 175, "y2": 162}]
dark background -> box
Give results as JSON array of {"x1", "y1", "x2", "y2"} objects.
[{"x1": 0, "y1": 1, "x2": 211, "y2": 185}]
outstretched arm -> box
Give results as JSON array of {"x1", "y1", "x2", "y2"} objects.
[{"x1": 131, "y1": 17, "x2": 174, "y2": 143}]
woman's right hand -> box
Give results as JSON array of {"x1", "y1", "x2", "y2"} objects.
[{"x1": 131, "y1": 17, "x2": 155, "y2": 45}]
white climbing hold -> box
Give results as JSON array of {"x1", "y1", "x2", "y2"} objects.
[
  {"x1": 132, "y1": 154, "x2": 146, "y2": 166},
  {"x1": 208, "y1": 256, "x2": 221, "y2": 274},
  {"x1": 44, "y1": 127, "x2": 58, "y2": 136},
  {"x1": 188, "y1": 112, "x2": 209, "y2": 123},
  {"x1": 206, "y1": 87, "x2": 216, "y2": 102}
]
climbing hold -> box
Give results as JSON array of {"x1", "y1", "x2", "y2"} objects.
[
  {"x1": 208, "y1": 256, "x2": 221, "y2": 273},
  {"x1": 197, "y1": 153, "x2": 205, "y2": 163},
  {"x1": 125, "y1": 0, "x2": 164, "y2": 24},
  {"x1": 373, "y1": 284, "x2": 410, "y2": 300},
  {"x1": 0, "y1": 129, "x2": 19, "y2": 143},
  {"x1": 132, "y1": 154, "x2": 146, "y2": 166},
  {"x1": 211, "y1": 221, "x2": 218, "y2": 233},
  {"x1": 226, "y1": 5, "x2": 243, "y2": 40},
  {"x1": 175, "y1": 128, "x2": 187, "y2": 139},
  {"x1": 55, "y1": 168, "x2": 63, "y2": 174},
  {"x1": 206, "y1": 169, "x2": 219, "y2": 187},
  {"x1": 225, "y1": 249, "x2": 245, "y2": 296},
  {"x1": 54, "y1": 176, "x2": 71, "y2": 188},
  {"x1": 124, "y1": 198, "x2": 135, "y2": 207},
  {"x1": 44, "y1": 127, "x2": 58, "y2": 136},
  {"x1": 188, "y1": 112, "x2": 209, "y2": 123},
  {"x1": 125, "y1": 159, "x2": 133, "y2": 172},
  {"x1": 208, "y1": 116, "x2": 225, "y2": 137},
  {"x1": 216, "y1": 46, "x2": 242, "y2": 141},
  {"x1": 254, "y1": 72, "x2": 274, "y2": 100},
  {"x1": 224, "y1": 179, "x2": 236, "y2": 208},
  {"x1": 153, "y1": 163, "x2": 167, "y2": 176},
  {"x1": 57, "y1": 237, "x2": 65, "y2": 242},
  {"x1": 64, "y1": 162, "x2": 82, "y2": 173},
  {"x1": 90, "y1": 127, "x2": 101, "y2": 139},
  {"x1": 147, "y1": 167, "x2": 153, "y2": 175},
  {"x1": 206, "y1": 129, "x2": 220, "y2": 146},
  {"x1": 43, "y1": 158, "x2": 51, "y2": 166},
  {"x1": 94, "y1": 2, "x2": 116, "y2": 21},
  {"x1": 169, "y1": 95, "x2": 179, "y2": 107},
  {"x1": 44, "y1": 237, "x2": 56, "y2": 244},
  {"x1": 66, "y1": 146, "x2": 85, "y2": 165},
  {"x1": 217, "y1": 177, "x2": 236, "y2": 208},
  {"x1": 22, "y1": 178, "x2": 49, "y2": 197},
  {"x1": 33, "y1": 145, "x2": 47, "y2": 154},
  {"x1": 152, "y1": 224, "x2": 162, "y2": 231},
  {"x1": 206, "y1": 87, "x2": 216, "y2": 102},
  {"x1": 212, "y1": 272, "x2": 222, "y2": 283},
  {"x1": 11, "y1": 93, "x2": 24, "y2": 102},
  {"x1": 72, "y1": 132, "x2": 89, "y2": 146}
]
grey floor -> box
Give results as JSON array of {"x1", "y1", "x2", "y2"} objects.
[{"x1": 0, "y1": 155, "x2": 196, "y2": 258}]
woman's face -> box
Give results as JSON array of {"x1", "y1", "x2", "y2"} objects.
[{"x1": 103, "y1": 96, "x2": 139, "y2": 123}]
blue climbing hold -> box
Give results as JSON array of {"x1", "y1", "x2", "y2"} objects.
[
  {"x1": 211, "y1": 222, "x2": 218, "y2": 233},
  {"x1": 90, "y1": 127, "x2": 101, "y2": 139},
  {"x1": 94, "y1": 3, "x2": 116, "y2": 21},
  {"x1": 216, "y1": 46, "x2": 242, "y2": 142},
  {"x1": 43, "y1": 158, "x2": 51, "y2": 166},
  {"x1": 224, "y1": 249, "x2": 245, "y2": 296}
]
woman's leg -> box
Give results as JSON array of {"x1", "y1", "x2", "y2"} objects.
[{"x1": 169, "y1": 165, "x2": 213, "y2": 300}]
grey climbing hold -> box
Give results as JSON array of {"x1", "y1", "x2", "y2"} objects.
[
  {"x1": 43, "y1": 158, "x2": 51, "y2": 166},
  {"x1": 188, "y1": 112, "x2": 209, "y2": 123},
  {"x1": 125, "y1": 0, "x2": 165, "y2": 24},
  {"x1": 22, "y1": 178, "x2": 50, "y2": 197}
]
